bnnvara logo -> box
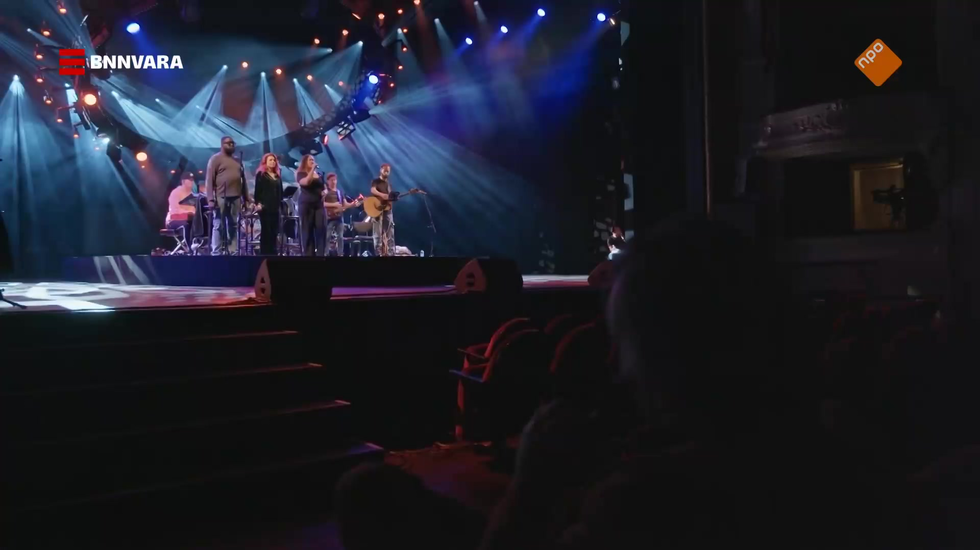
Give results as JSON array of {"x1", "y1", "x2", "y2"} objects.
[{"x1": 57, "y1": 49, "x2": 184, "y2": 74}]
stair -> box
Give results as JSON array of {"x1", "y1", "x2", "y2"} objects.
[{"x1": 0, "y1": 311, "x2": 382, "y2": 532}]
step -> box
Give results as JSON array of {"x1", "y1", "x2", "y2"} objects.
[
  {"x1": 8, "y1": 440, "x2": 384, "y2": 518},
  {"x1": 0, "y1": 363, "x2": 338, "y2": 441},
  {"x1": 2, "y1": 331, "x2": 307, "y2": 390},
  {"x1": 3, "y1": 400, "x2": 357, "y2": 507}
]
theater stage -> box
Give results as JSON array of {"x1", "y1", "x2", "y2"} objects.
[{"x1": 0, "y1": 275, "x2": 590, "y2": 313}]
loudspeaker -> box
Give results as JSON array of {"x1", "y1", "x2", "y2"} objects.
[
  {"x1": 254, "y1": 257, "x2": 523, "y2": 305},
  {"x1": 454, "y1": 259, "x2": 523, "y2": 295},
  {"x1": 588, "y1": 260, "x2": 615, "y2": 289},
  {"x1": 0, "y1": 211, "x2": 12, "y2": 276}
]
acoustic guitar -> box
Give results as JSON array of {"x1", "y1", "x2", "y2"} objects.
[
  {"x1": 363, "y1": 188, "x2": 427, "y2": 219},
  {"x1": 324, "y1": 194, "x2": 364, "y2": 217}
]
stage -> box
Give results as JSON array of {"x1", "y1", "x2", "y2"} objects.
[{"x1": 0, "y1": 275, "x2": 590, "y2": 313}]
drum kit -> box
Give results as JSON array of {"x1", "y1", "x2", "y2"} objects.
[{"x1": 192, "y1": 186, "x2": 375, "y2": 256}]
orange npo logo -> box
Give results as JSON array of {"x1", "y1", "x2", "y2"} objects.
[
  {"x1": 59, "y1": 48, "x2": 86, "y2": 76},
  {"x1": 854, "y1": 39, "x2": 902, "y2": 87}
]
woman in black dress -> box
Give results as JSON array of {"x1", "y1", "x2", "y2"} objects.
[
  {"x1": 295, "y1": 154, "x2": 327, "y2": 256},
  {"x1": 254, "y1": 153, "x2": 283, "y2": 255}
]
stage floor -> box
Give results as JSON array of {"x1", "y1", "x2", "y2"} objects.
[{"x1": 0, "y1": 275, "x2": 589, "y2": 313}]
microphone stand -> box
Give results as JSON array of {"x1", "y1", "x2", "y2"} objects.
[
  {"x1": 421, "y1": 193, "x2": 436, "y2": 257},
  {"x1": 0, "y1": 289, "x2": 26, "y2": 310}
]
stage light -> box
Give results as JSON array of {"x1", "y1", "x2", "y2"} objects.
[
  {"x1": 322, "y1": 134, "x2": 329, "y2": 145},
  {"x1": 241, "y1": 61, "x2": 248, "y2": 68},
  {"x1": 56, "y1": 117, "x2": 63, "y2": 123},
  {"x1": 171, "y1": 169, "x2": 176, "y2": 174},
  {"x1": 35, "y1": 74, "x2": 44, "y2": 83},
  {"x1": 12, "y1": 75, "x2": 18, "y2": 81},
  {"x1": 222, "y1": 64, "x2": 228, "y2": 69},
  {"x1": 83, "y1": 93, "x2": 97, "y2": 105},
  {"x1": 500, "y1": 25, "x2": 508, "y2": 33},
  {"x1": 94, "y1": 146, "x2": 100, "y2": 151},
  {"x1": 58, "y1": 4, "x2": 67, "y2": 14},
  {"x1": 342, "y1": 29, "x2": 348, "y2": 36},
  {"x1": 73, "y1": 133, "x2": 79, "y2": 138},
  {"x1": 414, "y1": 0, "x2": 420, "y2": 4},
  {"x1": 389, "y1": 82, "x2": 394, "y2": 88},
  {"x1": 313, "y1": 37, "x2": 320, "y2": 45},
  {"x1": 609, "y1": 18, "x2": 616, "y2": 25},
  {"x1": 260, "y1": 71, "x2": 266, "y2": 77},
  {"x1": 368, "y1": 74, "x2": 379, "y2": 84},
  {"x1": 597, "y1": 13, "x2": 606, "y2": 22},
  {"x1": 338, "y1": 81, "x2": 344, "y2": 86},
  {"x1": 306, "y1": 74, "x2": 313, "y2": 81},
  {"x1": 537, "y1": 8, "x2": 546, "y2": 17},
  {"x1": 353, "y1": 13, "x2": 361, "y2": 20},
  {"x1": 155, "y1": 98, "x2": 160, "y2": 102},
  {"x1": 43, "y1": 94, "x2": 52, "y2": 105},
  {"x1": 102, "y1": 136, "x2": 110, "y2": 144},
  {"x1": 378, "y1": 13, "x2": 384, "y2": 20},
  {"x1": 398, "y1": 8, "x2": 403, "y2": 14},
  {"x1": 402, "y1": 28, "x2": 408, "y2": 33},
  {"x1": 35, "y1": 51, "x2": 43, "y2": 60},
  {"x1": 402, "y1": 46, "x2": 408, "y2": 52},
  {"x1": 275, "y1": 68, "x2": 282, "y2": 75},
  {"x1": 41, "y1": 29, "x2": 51, "y2": 37},
  {"x1": 126, "y1": 22, "x2": 140, "y2": 34},
  {"x1": 398, "y1": 64, "x2": 403, "y2": 70},
  {"x1": 141, "y1": 165, "x2": 146, "y2": 169},
  {"x1": 136, "y1": 151, "x2": 148, "y2": 161},
  {"x1": 465, "y1": 37, "x2": 473, "y2": 45},
  {"x1": 198, "y1": 170, "x2": 203, "y2": 174},
  {"x1": 64, "y1": 82, "x2": 70, "y2": 87}
]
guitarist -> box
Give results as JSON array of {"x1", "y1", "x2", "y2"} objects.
[
  {"x1": 323, "y1": 172, "x2": 355, "y2": 257},
  {"x1": 369, "y1": 163, "x2": 396, "y2": 256}
]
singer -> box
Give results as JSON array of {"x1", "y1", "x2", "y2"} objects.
[
  {"x1": 295, "y1": 154, "x2": 327, "y2": 256},
  {"x1": 206, "y1": 136, "x2": 249, "y2": 256}
]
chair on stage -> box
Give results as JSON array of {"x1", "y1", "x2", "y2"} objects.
[{"x1": 160, "y1": 216, "x2": 191, "y2": 256}]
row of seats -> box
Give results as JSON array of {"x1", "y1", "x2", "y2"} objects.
[{"x1": 452, "y1": 314, "x2": 615, "y2": 444}]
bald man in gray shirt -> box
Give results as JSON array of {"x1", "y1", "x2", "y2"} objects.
[{"x1": 206, "y1": 136, "x2": 249, "y2": 255}]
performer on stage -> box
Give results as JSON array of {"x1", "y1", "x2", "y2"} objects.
[
  {"x1": 254, "y1": 153, "x2": 283, "y2": 256},
  {"x1": 165, "y1": 172, "x2": 197, "y2": 231},
  {"x1": 370, "y1": 163, "x2": 396, "y2": 256},
  {"x1": 296, "y1": 154, "x2": 327, "y2": 256},
  {"x1": 323, "y1": 173, "x2": 353, "y2": 257},
  {"x1": 206, "y1": 136, "x2": 249, "y2": 256}
]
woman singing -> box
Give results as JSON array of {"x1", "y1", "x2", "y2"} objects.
[
  {"x1": 254, "y1": 153, "x2": 283, "y2": 255},
  {"x1": 295, "y1": 154, "x2": 327, "y2": 256}
]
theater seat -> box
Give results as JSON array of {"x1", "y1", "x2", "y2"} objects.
[
  {"x1": 550, "y1": 323, "x2": 613, "y2": 401},
  {"x1": 458, "y1": 317, "x2": 532, "y2": 373}
]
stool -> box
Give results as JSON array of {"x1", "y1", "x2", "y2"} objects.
[{"x1": 160, "y1": 225, "x2": 190, "y2": 255}]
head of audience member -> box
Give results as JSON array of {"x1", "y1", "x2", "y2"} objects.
[{"x1": 606, "y1": 215, "x2": 786, "y2": 434}]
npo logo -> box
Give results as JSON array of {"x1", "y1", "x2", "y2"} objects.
[
  {"x1": 57, "y1": 49, "x2": 184, "y2": 74},
  {"x1": 854, "y1": 39, "x2": 902, "y2": 87}
]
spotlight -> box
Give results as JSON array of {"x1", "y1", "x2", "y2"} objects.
[
  {"x1": 58, "y1": 4, "x2": 67, "y2": 14},
  {"x1": 83, "y1": 92, "x2": 97, "y2": 105},
  {"x1": 41, "y1": 29, "x2": 51, "y2": 37},
  {"x1": 389, "y1": 82, "x2": 394, "y2": 88},
  {"x1": 241, "y1": 61, "x2": 248, "y2": 68},
  {"x1": 597, "y1": 13, "x2": 606, "y2": 22},
  {"x1": 414, "y1": 0, "x2": 420, "y2": 4},
  {"x1": 306, "y1": 74, "x2": 313, "y2": 81},
  {"x1": 43, "y1": 93, "x2": 52, "y2": 104},
  {"x1": 322, "y1": 134, "x2": 330, "y2": 145},
  {"x1": 12, "y1": 75, "x2": 18, "y2": 81},
  {"x1": 260, "y1": 71, "x2": 266, "y2": 76},
  {"x1": 198, "y1": 170, "x2": 203, "y2": 174},
  {"x1": 313, "y1": 37, "x2": 320, "y2": 45},
  {"x1": 609, "y1": 18, "x2": 616, "y2": 25},
  {"x1": 398, "y1": 64, "x2": 404, "y2": 70},
  {"x1": 73, "y1": 133, "x2": 79, "y2": 138},
  {"x1": 342, "y1": 29, "x2": 349, "y2": 36},
  {"x1": 402, "y1": 28, "x2": 408, "y2": 33},
  {"x1": 402, "y1": 46, "x2": 408, "y2": 52},
  {"x1": 171, "y1": 169, "x2": 176, "y2": 174},
  {"x1": 64, "y1": 83, "x2": 70, "y2": 87},
  {"x1": 135, "y1": 151, "x2": 148, "y2": 161},
  {"x1": 465, "y1": 37, "x2": 473, "y2": 45},
  {"x1": 222, "y1": 64, "x2": 228, "y2": 69},
  {"x1": 155, "y1": 98, "x2": 160, "y2": 102},
  {"x1": 537, "y1": 8, "x2": 546, "y2": 17},
  {"x1": 56, "y1": 117, "x2": 63, "y2": 123},
  {"x1": 338, "y1": 81, "x2": 344, "y2": 86},
  {"x1": 126, "y1": 22, "x2": 140, "y2": 34},
  {"x1": 35, "y1": 74, "x2": 44, "y2": 83},
  {"x1": 102, "y1": 137, "x2": 110, "y2": 144},
  {"x1": 368, "y1": 74, "x2": 379, "y2": 84},
  {"x1": 35, "y1": 51, "x2": 43, "y2": 60},
  {"x1": 398, "y1": 8, "x2": 403, "y2": 14},
  {"x1": 94, "y1": 146, "x2": 100, "y2": 151},
  {"x1": 500, "y1": 25, "x2": 509, "y2": 33},
  {"x1": 378, "y1": 13, "x2": 384, "y2": 20},
  {"x1": 275, "y1": 68, "x2": 282, "y2": 75},
  {"x1": 141, "y1": 165, "x2": 146, "y2": 169}
]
